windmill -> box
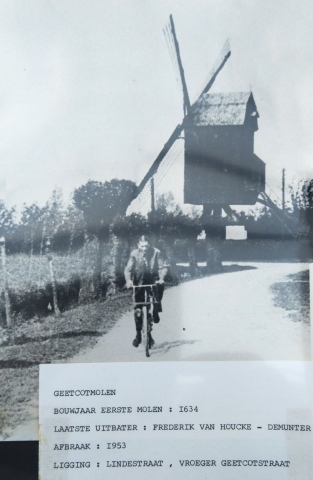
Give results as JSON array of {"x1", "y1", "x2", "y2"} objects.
[
  {"x1": 135, "y1": 16, "x2": 236, "y2": 203},
  {"x1": 130, "y1": 15, "x2": 281, "y2": 259}
]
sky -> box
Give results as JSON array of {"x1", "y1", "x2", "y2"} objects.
[{"x1": 0, "y1": 0, "x2": 312, "y2": 212}]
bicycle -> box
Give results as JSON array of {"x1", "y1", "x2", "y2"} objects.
[{"x1": 132, "y1": 284, "x2": 158, "y2": 358}]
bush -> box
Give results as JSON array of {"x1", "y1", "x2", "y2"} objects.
[{"x1": 0, "y1": 275, "x2": 82, "y2": 322}]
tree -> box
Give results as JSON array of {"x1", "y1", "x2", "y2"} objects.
[
  {"x1": 18, "y1": 202, "x2": 48, "y2": 254},
  {"x1": 289, "y1": 178, "x2": 313, "y2": 238},
  {"x1": 306, "y1": 179, "x2": 313, "y2": 207},
  {"x1": 290, "y1": 179, "x2": 313, "y2": 211},
  {"x1": 156, "y1": 192, "x2": 180, "y2": 214},
  {"x1": 0, "y1": 201, "x2": 17, "y2": 253},
  {"x1": 303, "y1": 180, "x2": 313, "y2": 237},
  {"x1": 52, "y1": 204, "x2": 85, "y2": 254},
  {"x1": 44, "y1": 188, "x2": 66, "y2": 241},
  {"x1": 73, "y1": 179, "x2": 137, "y2": 239},
  {"x1": 73, "y1": 179, "x2": 138, "y2": 295},
  {"x1": 111, "y1": 213, "x2": 148, "y2": 243}
]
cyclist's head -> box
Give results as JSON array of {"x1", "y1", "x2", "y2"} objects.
[{"x1": 138, "y1": 235, "x2": 150, "y2": 253}]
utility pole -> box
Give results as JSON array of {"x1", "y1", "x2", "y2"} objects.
[{"x1": 282, "y1": 168, "x2": 286, "y2": 213}]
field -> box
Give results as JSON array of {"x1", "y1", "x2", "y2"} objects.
[
  {"x1": 0, "y1": 240, "x2": 116, "y2": 325},
  {"x1": 2, "y1": 240, "x2": 101, "y2": 292},
  {"x1": 0, "y1": 239, "x2": 147, "y2": 437}
]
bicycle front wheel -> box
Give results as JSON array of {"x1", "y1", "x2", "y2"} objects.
[{"x1": 142, "y1": 306, "x2": 150, "y2": 358}]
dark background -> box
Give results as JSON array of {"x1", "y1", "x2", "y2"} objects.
[{"x1": 0, "y1": 442, "x2": 38, "y2": 479}]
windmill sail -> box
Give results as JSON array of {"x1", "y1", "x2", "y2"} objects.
[
  {"x1": 136, "y1": 123, "x2": 184, "y2": 196},
  {"x1": 168, "y1": 15, "x2": 191, "y2": 115},
  {"x1": 163, "y1": 16, "x2": 191, "y2": 116},
  {"x1": 197, "y1": 39, "x2": 231, "y2": 99}
]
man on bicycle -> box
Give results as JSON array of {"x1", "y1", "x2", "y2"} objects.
[{"x1": 124, "y1": 235, "x2": 168, "y2": 348}]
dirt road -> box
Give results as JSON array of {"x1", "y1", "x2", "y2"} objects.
[{"x1": 69, "y1": 262, "x2": 311, "y2": 363}]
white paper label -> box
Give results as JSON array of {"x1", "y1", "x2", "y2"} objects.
[{"x1": 39, "y1": 362, "x2": 313, "y2": 479}]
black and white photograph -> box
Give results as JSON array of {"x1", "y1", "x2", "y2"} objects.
[{"x1": 0, "y1": 0, "x2": 312, "y2": 450}]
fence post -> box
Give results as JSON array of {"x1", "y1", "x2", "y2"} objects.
[
  {"x1": 0, "y1": 236, "x2": 11, "y2": 328},
  {"x1": 45, "y1": 238, "x2": 60, "y2": 316}
]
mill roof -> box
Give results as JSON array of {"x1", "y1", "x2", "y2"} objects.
[{"x1": 191, "y1": 91, "x2": 258, "y2": 126}]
